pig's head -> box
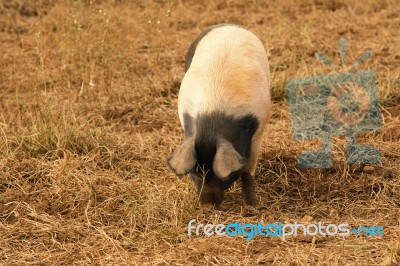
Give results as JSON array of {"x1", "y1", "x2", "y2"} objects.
[
  {"x1": 168, "y1": 113, "x2": 259, "y2": 206},
  {"x1": 168, "y1": 135, "x2": 245, "y2": 206}
]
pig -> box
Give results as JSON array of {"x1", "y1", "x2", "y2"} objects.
[{"x1": 168, "y1": 24, "x2": 271, "y2": 206}]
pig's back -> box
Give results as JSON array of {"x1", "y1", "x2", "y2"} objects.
[{"x1": 178, "y1": 25, "x2": 271, "y2": 124}]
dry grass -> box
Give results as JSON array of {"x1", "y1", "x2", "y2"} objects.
[{"x1": 0, "y1": 0, "x2": 399, "y2": 265}]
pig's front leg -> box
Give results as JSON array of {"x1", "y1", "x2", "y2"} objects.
[{"x1": 241, "y1": 133, "x2": 264, "y2": 206}]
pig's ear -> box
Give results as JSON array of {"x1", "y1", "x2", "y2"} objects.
[
  {"x1": 168, "y1": 137, "x2": 196, "y2": 176},
  {"x1": 213, "y1": 138, "x2": 245, "y2": 180}
]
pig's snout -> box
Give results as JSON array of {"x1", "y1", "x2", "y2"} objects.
[{"x1": 199, "y1": 186, "x2": 224, "y2": 207}]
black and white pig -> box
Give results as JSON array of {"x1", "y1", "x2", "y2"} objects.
[{"x1": 168, "y1": 24, "x2": 271, "y2": 206}]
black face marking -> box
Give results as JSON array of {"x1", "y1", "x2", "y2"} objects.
[
  {"x1": 184, "y1": 24, "x2": 240, "y2": 72},
  {"x1": 195, "y1": 112, "x2": 259, "y2": 160},
  {"x1": 190, "y1": 112, "x2": 259, "y2": 192},
  {"x1": 183, "y1": 113, "x2": 193, "y2": 138}
]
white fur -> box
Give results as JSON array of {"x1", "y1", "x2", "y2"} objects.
[{"x1": 178, "y1": 25, "x2": 271, "y2": 133}]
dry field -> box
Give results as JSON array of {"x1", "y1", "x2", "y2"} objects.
[{"x1": 1, "y1": 0, "x2": 399, "y2": 265}]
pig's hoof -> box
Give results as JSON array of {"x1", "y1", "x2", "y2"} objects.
[{"x1": 245, "y1": 196, "x2": 258, "y2": 206}]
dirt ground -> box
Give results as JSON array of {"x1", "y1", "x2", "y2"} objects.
[{"x1": 0, "y1": 0, "x2": 399, "y2": 265}]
